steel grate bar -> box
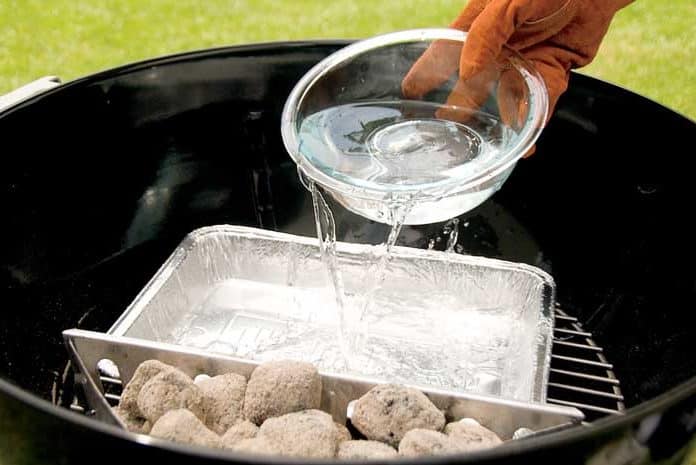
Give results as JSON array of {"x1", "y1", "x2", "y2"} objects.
[
  {"x1": 547, "y1": 382, "x2": 624, "y2": 401},
  {"x1": 546, "y1": 398, "x2": 624, "y2": 416},
  {"x1": 551, "y1": 354, "x2": 613, "y2": 369},
  {"x1": 553, "y1": 340, "x2": 604, "y2": 351},
  {"x1": 554, "y1": 328, "x2": 593, "y2": 337},
  {"x1": 549, "y1": 369, "x2": 621, "y2": 384},
  {"x1": 99, "y1": 376, "x2": 122, "y2": 385}
]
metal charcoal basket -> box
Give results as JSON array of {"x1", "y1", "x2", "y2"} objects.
[{"x1": 63, "y1": 328, "x2": 582, "y2": 439}]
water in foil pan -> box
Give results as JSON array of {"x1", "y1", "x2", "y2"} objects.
[{"x1": 108, "y1": 226, "x2": 555, "y2": 403}]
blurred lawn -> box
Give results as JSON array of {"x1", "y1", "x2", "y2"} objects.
[{"x1": 0, "y1": 0, "x2": 694, "y2": 119}]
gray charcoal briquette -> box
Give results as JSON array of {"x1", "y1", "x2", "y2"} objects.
[
  {"x1": 398, "y1": 429, "x2": 462, "y2": 457},
  {"x1": 445, "y1": 420, "x2": 503, "y2": 451},
  {"x1": 112, "y1": 406, "x2": 151, "y2": 434},
  {"x1": 351, "y1": 384, "x2": 445, "y2": 447},
  {"x1": 335, "y1": 422, "x2": 352, "y2": 443},
  {"x1": 243, "y1": 360, "x2": 321, "y2": 425},
  {"x1": 197, "y1": 372, "x2": 247, "y2": 434},
  {"x1": 137, "y1": 368, "x2": 206, "y2": 423},
  {"x1": 119, "y1": 360, "x2": 173, "y2": 416},
  {"x1": 221, "y1": 420, "x2": 259, "y2": 448},
  {"x1": 150, "y1": 409, "x2": 222, "y2": 449},
  {"x1": 231, "y1": 437, "x2": 280, "y2": 455},
  {"x1": 257, "y1": 409, "x2": 339, "y2": 458},
  {"x1": 337, "y1": 440, "x2": 398, "y2": 459}
]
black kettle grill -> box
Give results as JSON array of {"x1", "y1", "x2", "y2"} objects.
[{"x1": 1, "y1": 41, "x2": 695, "y2": 464}]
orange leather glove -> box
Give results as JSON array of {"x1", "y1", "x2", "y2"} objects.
[{"x1": 403, "y1": 0, "x2": 633, "y2": 154}]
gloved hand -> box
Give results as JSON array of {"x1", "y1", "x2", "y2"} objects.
[{"x1": 402, "y1": 0, "x2": 633, "y2": 155}]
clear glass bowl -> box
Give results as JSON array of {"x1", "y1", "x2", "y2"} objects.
[{"x1": 281, "y1": 29, "x2": 548, "y2": 225}]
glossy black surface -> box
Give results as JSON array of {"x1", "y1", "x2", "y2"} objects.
[{"x1": 1, "y1": 42, "x2": 695, "y2": 464}]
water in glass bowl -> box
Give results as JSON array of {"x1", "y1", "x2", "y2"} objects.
[{"x1": 298, "y1": 100, "x2": 514, "y2": 193}]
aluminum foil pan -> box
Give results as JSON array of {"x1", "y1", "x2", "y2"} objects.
[{"x1": 108, "y1": 225, "x2": 555, "y2": 403}]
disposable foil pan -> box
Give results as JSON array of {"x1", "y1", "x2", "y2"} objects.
[{"x1": 109, "y1": 225, "x2": 555, "y2": 403}]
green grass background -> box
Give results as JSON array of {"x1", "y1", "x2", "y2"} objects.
[{"x1": 1, "y1": 0, "x2": 694, "y2": 119}]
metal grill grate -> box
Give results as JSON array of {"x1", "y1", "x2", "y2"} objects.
[{"x1": 547, "y1": 307, "x2": 625, "y2": 420}]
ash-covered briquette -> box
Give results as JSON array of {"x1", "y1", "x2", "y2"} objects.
[
  {"x1": 137, "y1": 368, "x2": 207, "y2": 423},
  {"x1": 196, "y1": 372, "x2": 247, "y2": 434},
  {"x1": 149, "y1": 409, "x2": 222, "y2": 449},
  {"x1": 398, "y1": 420, "x2": 503, "y2": 457},
  {"x1": 256, "y1": 409, "x2": 341, "y2": 458},
  {"x1": 335, "y1": 422, "x2": 352, "y2": 443},
  {"x1": 337, "y1": 440, "x2": 398, "y2": 459},
  {"x1": 112, "y1": 406, "x2": 151, "y2": 434},
  {"x1": 230, "y1": 437, "x2": 280, "y2": 455},
  {"x1": 444, "y1": 418, "x2": 503, "y2": 451},
  {"x1": 115, "y1": 359, "x2": 509, "y2": 460},
  {"x1": 220, "y1": 420, "x2": 259, "y2": 448},
  {"x1": 351, "y1": 384, "x2": 446, "y2": 447},
  {"x1": 119, "y1": 360, "x2": 173, "y2": 416},
  {"x1": 243, "y1": 360, "x2": 322, "y2": 425},
  {"x1": 398, "y1": 429, "x2": 462, "y2": 457}
]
